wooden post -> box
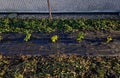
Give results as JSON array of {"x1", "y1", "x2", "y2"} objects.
[{"x1": 47, "y1": 0, "x2": 52, "y2": 19}]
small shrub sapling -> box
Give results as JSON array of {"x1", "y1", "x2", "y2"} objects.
[
  {"x1": 76, "y1": 32, "x2": 85, "y2": 42},
  {"x1": 24, "y1": 30, "x2": 32, "y2": 42},
  {"x1": 51, "y1": 35, "x2": 59, "y2": 43},
  {"x1": 106, "y1": 36, "x2": 113, "y2": 43}
]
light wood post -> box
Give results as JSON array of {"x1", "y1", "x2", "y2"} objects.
[{"x1": 47, "y1": 0, "x2": 52, "y2": 19}]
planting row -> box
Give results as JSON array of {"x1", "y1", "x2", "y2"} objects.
[
  {"x1": 0, "y1": 32, "x2": 113, "y2": 43},
  {"x1": 0, "y1": 55, "x2": 120, "y2": 78},
  {"x1": 0, "y1": 18, "x2": 119, "y2": 42}
]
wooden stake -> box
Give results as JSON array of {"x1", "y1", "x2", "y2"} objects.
[{"x1": 47, "y1": 0, "x2": 52, "y2": 19}]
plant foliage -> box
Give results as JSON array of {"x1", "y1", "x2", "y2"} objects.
[{"x1": 0, "y1": 54, "x2": 119, "y2": 78}]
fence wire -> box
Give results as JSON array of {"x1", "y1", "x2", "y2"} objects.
[{"x1": 0, "y1": 0, "x2": 120, "y2": 13}]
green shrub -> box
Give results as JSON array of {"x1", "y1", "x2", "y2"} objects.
[{"x1": 0, "y1": 18, "x2": 120, "y2": 33}]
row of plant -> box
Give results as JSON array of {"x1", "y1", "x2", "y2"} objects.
[
  {"x1": 0, "y1": 18, "x2": 119, "y2": 42},
  {"x1": 0, "y1": 54, "x2": 119, "y2": 78},
  {"x1": 0, "y1": 31, "x2": 113, "y2": 43},
  {"x1": 50, "y1": 32, "x2": 85, "y2": 43}
]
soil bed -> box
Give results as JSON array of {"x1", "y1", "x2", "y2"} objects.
[
  {"x1": 0, "y1": 17, "x2": 120, "y2": 56},
  {"x1": 0, "y1": 30, "x2": 120, "y2": 56}
]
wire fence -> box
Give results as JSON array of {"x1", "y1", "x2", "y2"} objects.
[{"x1": 0, "y1": 0, "x2": 120, "y2": 13}]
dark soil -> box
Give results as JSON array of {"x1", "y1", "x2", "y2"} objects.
[{"x1": 0, "y1": 30, "x2": 120, "y2": 56}]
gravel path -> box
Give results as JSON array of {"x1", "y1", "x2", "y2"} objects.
[{"x1": 0, "y1": 13, "x2": 120, "y2": 19}]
